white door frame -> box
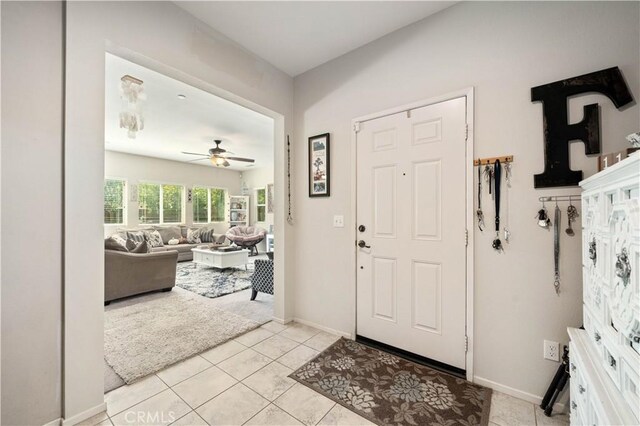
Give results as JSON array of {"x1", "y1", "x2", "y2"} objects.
[{"x1": 350, "y1": 87, "x2": 475, "y2": 381}]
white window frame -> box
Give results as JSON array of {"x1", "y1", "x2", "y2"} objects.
[
  {"x1": 192, "y1": 186, "x2": 227, "y2": 224},
  {"x1": 104, "y1": 177, "x2": 127, "y2": 226},
  {"x1": 255, "y1": 187, "x2": 266, "y2": 223},
  {"x1": 138, "y1": 181, "x2": 186, "y2": 225}
]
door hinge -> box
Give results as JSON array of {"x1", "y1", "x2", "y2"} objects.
[
  {"x1": 354, "y1": 122, "x2": 361, "y2": 133},
  {"x1": 465, "y1": 335, "x2": 469, "y2": 352},
  {"x1": 465, "y1": 229, "x2": 469, "y2": 247},
  {"x1": 465, "y1": 124, "x2": 469, "y2": 141}
]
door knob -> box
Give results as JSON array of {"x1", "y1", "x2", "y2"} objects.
[{"x1": 357, "y1": 240, "x2": 371, "y2": 248}]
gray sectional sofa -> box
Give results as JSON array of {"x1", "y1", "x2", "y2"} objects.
[
  {"x1": 108, "y1": 225, "x2": 227, "y2": 262},
  {"x1": 104, "y1": 225, "x2": 227, "y2": 303}
]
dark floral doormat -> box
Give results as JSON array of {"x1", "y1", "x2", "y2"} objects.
[{"x1": 290, "y1": 338, "x2": 492, "y2": 426}]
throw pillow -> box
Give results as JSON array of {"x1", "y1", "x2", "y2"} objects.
[
  {"x1": 126, "y1": 230, "x2": 147, "y2": 243},
  {"x1": 105, "y1": 235, "x2": 128, "y2": 252},
  {"x1": 155, "y1": 226, "x2": 182, "y2": 244},
  {"x1": 146, "y1": 230, "x2": 164, "y2": 248},
  {"x1": 186, "y1": 227, "x2": 202, "y2": 244},
  {"x1": 130, "y1": 240, "x2": 151, "y2": 253},
  {"x1": 178, "y1": 237, "x2": 188, "y2": 244},
  {"x1": 125, "y1": 239, "x2": 138, "y2": 252},
  {"x1": 199, "y1": 227, "x2": 216, "y2": 243}
]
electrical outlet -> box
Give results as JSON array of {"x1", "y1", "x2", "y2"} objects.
[
  {"x1": 544, "y1": 340, "x2": 560, "y2": 361},
  {"x1": 333, "y1": 215, "x2": 344, "y2": 227}
]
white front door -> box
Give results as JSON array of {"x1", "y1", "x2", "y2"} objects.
[{"x1": 356, "y1": 97, "x2": 468, "y2": 370}]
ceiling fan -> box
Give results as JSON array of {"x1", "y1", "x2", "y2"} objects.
[{"x1": 181, "y1": 140, "x2": 255, "y2": 167}]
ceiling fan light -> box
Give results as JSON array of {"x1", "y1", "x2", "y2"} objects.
[{"x1": 211, "y1": 156, "x2": 227, "y2": 167}]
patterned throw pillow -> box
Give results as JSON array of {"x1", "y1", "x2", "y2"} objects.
[
  {"x1": 186, "y1": 228, "x2": 202, "y2": 244},
  {"x1": 105, "y1": 234, "x2": 128, "y2": 252},
  {"x1": 199, "y1": 227, "x2": 215, "y2": 243},
  {"x1": 126, "y1": 230, "x2": 147, "y2": 243},
  {"x1": 130, "y1": 240, "x2": 151, "y2": 253},
  {"x1": 146, "y1": 230, "x2": 164, "y2": 248}
]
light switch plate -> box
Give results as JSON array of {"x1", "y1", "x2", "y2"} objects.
[{"x1": 333, "y1": 215, "x2": 344, "y2": 227}]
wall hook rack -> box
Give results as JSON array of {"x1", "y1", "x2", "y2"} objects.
[
  {"x1": 474, "y1": 155, "x2": 514, "y2": 166},
  {"x1": 538, "y1": 195, "x2": 581, "y2": 203}
]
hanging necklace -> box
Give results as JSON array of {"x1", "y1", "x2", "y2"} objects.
[
  {"x1": 286, "y1": 135, "x2": 293, "y2": 225},
  {"x1": 492, "y1": 160, "x2": 503, "y2": 251},
  {"x1": 553, "y1": 201, "x2": 561, "y2": 294},
  {"x1": 477, "y1": 161, "x2": 484, "y2": 231},
  {"x1": 504, "y1": 169, "x2": 510, "y2": 243}
]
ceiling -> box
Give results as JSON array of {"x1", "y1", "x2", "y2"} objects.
[
  {"x1": 105, "y1": 53, "x2": 274, "y2": 171},
  {"x1": 176, "y1": 1, "x2": 456, "y2": 77}
]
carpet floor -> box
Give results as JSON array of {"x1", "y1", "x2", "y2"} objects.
[
  {"x1": 104, "y1": 287, "x2": 274, "y2": 393},
  {"x1": 291, "y1": 338, "x2": 492, "y2": 426},
  {"x1": 104, "y1": 288, "x2": 261, "y2": 384}
]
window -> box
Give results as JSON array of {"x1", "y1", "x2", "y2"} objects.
[
  {"x1": 104, "y1": 179, "x2": 126, "y2": 225},
  {"x1": 256, "y1": 188, "x2": 266, "y2": 222},
  {"x1": 138, "y1": 182, "x2": 184, "y2": 224},
  {"x1": 192, "y1": 187, "x2": 227, "y2": 223}
]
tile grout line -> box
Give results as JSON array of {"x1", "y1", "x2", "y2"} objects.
[{"x1": 313, "y1": 402, "x2": 338, "y2": 426}]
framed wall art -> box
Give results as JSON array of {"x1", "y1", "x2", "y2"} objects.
[{"x1": 309, "y1": 133, "x2": 330, "y2": 197}]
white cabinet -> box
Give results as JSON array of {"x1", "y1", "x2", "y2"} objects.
[
  {"x1": 227, "y1": 195, "x2": 249, "y2": 227},
  {"x1": 569, "y1": 153, "x2": 639, "y2": 425}
]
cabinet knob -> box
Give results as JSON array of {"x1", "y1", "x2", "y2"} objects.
[
  {"x1": 571, "y1": 364, "x2": 576, "y2": 372},
  {"x1": 578, "y1": 385, "x2": 586, "y2": 394},
  {"x1": 594, "y1": 332, "x2": 601, "y2": 342},
  {"x1": 571, "y1": 401, "x2": 577, "y2": 410}
]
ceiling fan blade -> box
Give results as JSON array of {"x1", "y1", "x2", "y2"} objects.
[
  {"x1": 224, "y1": 156, "x2": 255, "y2": 163},
  {"x1": 187, "y1": 157, "x2": 209, "y2": 162},
  {"x1": 182, "y1": 151, "x2": 209, "y2": 156}
]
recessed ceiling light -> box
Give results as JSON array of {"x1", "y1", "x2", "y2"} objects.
[{"x1": 177, "y1": 94, "x2": 186, "y2": 100}]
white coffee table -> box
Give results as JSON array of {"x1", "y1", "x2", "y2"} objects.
[{"x1": 191, "y1": 247, "x2": 249, "y2": 270}]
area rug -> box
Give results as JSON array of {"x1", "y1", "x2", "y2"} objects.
[
  {"x1": 104, "y1": 289, "x2": 260, "y2": 383},
  {"x1": 175, "y1": 260, "x2": 254, "y2": 298},
  {"x1": 291, "y1": 338, "x2": 492, "y2": 426}
]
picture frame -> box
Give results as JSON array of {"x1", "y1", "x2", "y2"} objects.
[{"x1": 308, "y1": 133, "x2": 330, "y2": 197}]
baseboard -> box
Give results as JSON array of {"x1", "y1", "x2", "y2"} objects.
[
  {"x1": 292, "y1": 317, "x2": 351, "y2": 338},
  {"x1": 271, "y1": 316, "x2": 293, "y2": 325},
  {"x1": 473, "y1": 375, "x2": 566, "y2": 412},
  {"x1": 43, "y1": 418, "x2": 62, "y2": 426},
  {"x1": 62, "y1": 402, "x2": 107, "y2": 426}
]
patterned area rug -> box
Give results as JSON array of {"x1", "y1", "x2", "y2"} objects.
[
  {"x1": 291, "y1": 338, "x2": 492, "y2": 426},
  {"x1": 176, "y1": 260, "x2": 254, "y2": 298}
]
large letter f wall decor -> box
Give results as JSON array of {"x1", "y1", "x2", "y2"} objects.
[{"x1": 531, "y1": 67, "x2": 633, "y2": 188}]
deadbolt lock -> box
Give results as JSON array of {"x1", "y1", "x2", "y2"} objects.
[{"x1": 358, "y1": 225, "x2": 366, "y2": 232}]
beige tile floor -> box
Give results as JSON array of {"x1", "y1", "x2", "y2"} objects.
[{"x1": 91, "y1": 322, "x2": 569, "y2": 426}]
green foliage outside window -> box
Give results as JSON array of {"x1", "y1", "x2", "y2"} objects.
[
  {"x1": 192, "y1": 187, "x2": 209, "y2": 223},
  {"x1": 104, "y1": 179, "x2": 125, "y2": 224},
  {"x1": 162, "y1": 185, "x2": 183, "y2": 223},
  {"x1": 138, "y1": 183, "x2": 183, "y2": 224},
  {"x1": 256, "y1": 188, "x2": 266, "y2": 222},
  {"x1": 193, "y1": 187, "x2": 226, "y2": 223}
]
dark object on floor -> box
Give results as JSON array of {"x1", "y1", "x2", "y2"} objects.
[
  {"x1": 531, "y1": 67, "x2": 633, "y2": 188},
  {"x1": 226, "y1": 226, "x2": 267, "y2": 256},
  {"x1": 104, "y1": 249, "x2": 178, "y2": 303},
  {"x1": 540, "y1": 345, "x2": 570, "y2": 416},
  {"x1": 291, "y1": 338, "x2": 492, "y2": 426},
  {"x1": 356, "y1": 335, "x2": 466, "y2": 379},
  {"x1": 251, "y1": 259, "x2": 274, "y2": 300}
]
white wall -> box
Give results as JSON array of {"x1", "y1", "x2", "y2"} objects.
[
  {"x1": 1, "y1": 2, "x2": 63, "y2": 425},
  {"x1": 104, "y1": 151, "x2": 242, "y2": 236},
  {"x1": 292, "y1": 1, "x2": 640, "y2": 402},
  {"x1": 65, "y1": 1, "x2": 294, "y2": 420}
]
